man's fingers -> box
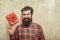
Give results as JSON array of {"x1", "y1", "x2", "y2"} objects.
[{"x1": 8, "y1": 29, "x2": 14, "y2": 35}]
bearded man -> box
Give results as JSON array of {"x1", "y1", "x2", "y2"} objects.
[{"x1": 8, "y1": 6, "x2": 45, "y2": 40}]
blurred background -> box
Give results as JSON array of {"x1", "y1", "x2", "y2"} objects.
[{"x1": 0, "y1": 0, "x2": 60, "y2": 40}]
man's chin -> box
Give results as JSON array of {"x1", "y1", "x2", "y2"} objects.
[{"x1": 22, "y1": 21, "x2": 32, "y2": 27}]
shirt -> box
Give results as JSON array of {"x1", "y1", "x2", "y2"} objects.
[{"x1": 10, "y1": 22, "x2": 45, "y2": 40}]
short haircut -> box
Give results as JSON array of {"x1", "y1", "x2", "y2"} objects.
[{"x1": 21, "y1": 6, "x2": 33, "y2": 15}]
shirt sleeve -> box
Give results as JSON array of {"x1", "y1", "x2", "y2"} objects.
[
  {"x1": 38, "y1": 25, "x2": 45, "y2": 40},
  {"x1": 9, "y1": 33, "x2": 15, "y2": 40},
  {"x1": 10, "y1": 26, "x2": 19, "y2": 40}
]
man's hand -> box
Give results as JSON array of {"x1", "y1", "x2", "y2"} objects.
[{"x1": 8, "y1": 22, "x2": 20, "y2": 35}]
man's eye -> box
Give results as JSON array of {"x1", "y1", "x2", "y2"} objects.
[{"x1": 27, "y1": 14, "x2": 30, "y2": 15}]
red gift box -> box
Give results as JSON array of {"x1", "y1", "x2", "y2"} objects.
[{"x1": 6, "y1": 12, "x2": 19, "y2": 26}]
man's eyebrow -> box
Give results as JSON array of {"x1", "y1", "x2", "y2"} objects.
[{"x1": 23, "y1": 14, "x2": 25, "y2": 15}]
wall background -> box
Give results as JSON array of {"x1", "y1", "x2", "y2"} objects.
[{"x1": 0, "y1": 0, "x2": 60, "y2": 40}]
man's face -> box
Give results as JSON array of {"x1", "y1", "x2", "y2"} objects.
[{"x1": 22, "y1": 10, "x2": 32, "y2": 27}]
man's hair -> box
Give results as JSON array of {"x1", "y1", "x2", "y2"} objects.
[{"x1": 21, "y1": 6, "x2": 33, "y2": 15}]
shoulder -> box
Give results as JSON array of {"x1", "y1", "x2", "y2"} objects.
[
  {"x1": 33, "y1": 22, "x2": 41, "y2": 26},
  {"x1": 32, "y1": 22, "x2": 42, "y2": 28},
  {"x1": 33, "y1": 23, "x2": 43, "y2": 32}
]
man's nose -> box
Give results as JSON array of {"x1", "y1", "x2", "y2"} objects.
[{"x1": 25, "y1": 15, "x2": 28, "y2": 17}]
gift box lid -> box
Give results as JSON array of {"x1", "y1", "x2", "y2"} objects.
[{"x1": 6, "y1": 12, "x2": 19, "y2": 26}]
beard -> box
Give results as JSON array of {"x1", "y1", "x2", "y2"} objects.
[{"x1": 22, "y1": 17, "x2": 32, "y2": 27}]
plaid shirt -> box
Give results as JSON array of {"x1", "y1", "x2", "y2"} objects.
[{"x1": 10, "y1": 23, "x2": 45, "y2": 40}]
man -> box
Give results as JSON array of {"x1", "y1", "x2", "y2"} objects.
[{"x1": 9, "y1": 6, "x2": 45, "y2": 40}]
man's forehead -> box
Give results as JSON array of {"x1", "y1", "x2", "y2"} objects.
[{"x1": 23, "y1": 10, "x2": 31, "y2": 14}]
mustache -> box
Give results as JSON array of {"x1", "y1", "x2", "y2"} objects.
[
  {"x1": 23, "y1": 18, "x2": 31, "y2": 21},
  {"x1": 22, "y1": 18, "x2": 32, "y2": 27}
]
